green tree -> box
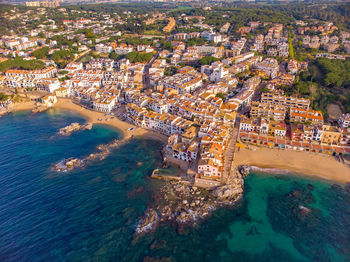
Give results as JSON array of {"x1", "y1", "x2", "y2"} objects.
[
  {"x1": 0, "y1": 92, "x2": 9, "y2": 101},
  {"x1": 0, "y1": 57, "x2": 45, "y2": 72},
  {"x1": 199, "y1": 56, "x2": 219, "y2": 65},
  {"x1": 125, "y1": 51, "x2": 153, "y2": 63},
  {"x1": 288, "y1": 36, "x2": 294, "y2": 59},
  {"x1": 37, "y1": 32, "x2": 45, "y2": 38},
  {"x1": 109, "y1": 52, "x2": 118, "y2": 60},
  {"x1": 32, "y1": 47, "x2": 49, "y2": 59},
  {"x1": 51, "y1": 50, "x2": 74, "y2": 68},
  {"x1": 216, "y1": 92, "x2": 225, "y2": 100},
  {"x1": 164, "y1": 66, "x2": 178, "y2": 76}
]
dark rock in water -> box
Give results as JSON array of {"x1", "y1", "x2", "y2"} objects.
[
  {"x1": 298, "y1": 205, "x2": 311, "y2": 215},
  {"x1": 247, "y1": 225, "x2": 260, "y2": 236},
  {"x1": 344, "y1": 183, "x2": 350, "y2": 193},
  {"x1": 127, "y1": 186, "x2": 144, "y2": 199},
  {"x1": 330, "y1": 184, "x2": 344, "y2": 193},
  {"x1": 291, "y1": 190, "x2": 302, "y2": 198},
  {"x1": 307, "y1": 184, "x2": 314, "y2": 191},
  {"x1": 238, "y1": 165, "x2": 250, "y2": 178},
  {"x1": 150, "y1": 239, "x2": 167, "y2": 250},
  {"x1": 113, "y1": 175, "x2": 126, "y2": 183},
  {"x1": 143, "y1": 256, "x2": 173, "y2": 262}
]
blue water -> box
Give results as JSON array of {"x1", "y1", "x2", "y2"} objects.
[{"x1": 0, "y1": 110, "x2": 350, "y2": 262}]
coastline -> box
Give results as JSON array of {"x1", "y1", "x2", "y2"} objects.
[
  {"x1": 235, "y1": 147, "x2": 350, "y2": 184},
  {"x1": 9, "y1": 99, "x2": 350, "y2": 184},
  {"x1": 11, "y1": 98, "x2": 168, "y2": 144}
]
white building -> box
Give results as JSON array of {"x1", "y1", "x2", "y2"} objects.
[
  {"x1": 95, "y1": 44, "x2": 113, "y2": 53},
  {"x1": 339, "y1": 113, "x2": 350, "y2": 128},
  {"x1": 35, "y1": 78, "x2": 61, "y2": 93}
]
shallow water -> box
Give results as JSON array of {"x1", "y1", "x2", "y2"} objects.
[{"x1": 0, "y1": 110, "x2": 349, "y2": 262}]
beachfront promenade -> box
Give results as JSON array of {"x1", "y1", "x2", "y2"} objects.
[{"x1": 239, "y1": 131, "x2": 350, "y2": 155}]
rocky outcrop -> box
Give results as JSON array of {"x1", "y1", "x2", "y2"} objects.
[
  {"x1": 58, "y1": 122, "x2": 93, "y2": 136},
  {"x1": 32, "y1": 106, "x2": 48, "y2": 113},
  {"x1": 52, "y1": 138, "x2": 126, "y2": 172},
  {"x1": 135, "y1": 208, "x2": 159, "y2": 235},
  {"x1": 53, "y1": 157, "x2": 84, "y2": 172},
  {"x1": 135, "y1": 159, "x2": 247, "y2": 235},
  {"x1": 135, "y1": 177, "x2": 244, "y2": 235},
  {"x1": 213, "y1": 183, "x2": 243, "y2": 200},
  {"x1": 238, "y1": 165, "x2": 251, "y2": 178}
]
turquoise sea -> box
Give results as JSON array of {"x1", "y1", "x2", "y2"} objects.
[{"x1": 0, "y1": 110, "x2": 350, "y2": 262}]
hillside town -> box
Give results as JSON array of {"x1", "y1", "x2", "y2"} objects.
[{"x1": 1, "y1": 4, "x2": 350, "y2": 188}]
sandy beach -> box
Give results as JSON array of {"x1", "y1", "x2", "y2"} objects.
[
  {"x1": 55, "y1": 99, "x2": 168, "y2": 143},
  {"x1": 12, "y1": 101, "x2": 36, "y2": 111},
  {"x1": 11, "y1": 98, "x2": 168, "y2": 143},
  {"x1": 235, "y1": 147, "x2": 350, "y2": 184}
]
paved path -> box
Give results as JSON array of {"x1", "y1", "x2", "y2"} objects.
[{"x1": 72, "y1": 49, "x2": 91, "y2": 62}]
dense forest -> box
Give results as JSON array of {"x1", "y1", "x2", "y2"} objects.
[
  {"x1": 286, "y1": 58, "x2": 350, "y2": 118},
  {"x1": 168, "y1": 2, "x2": 350, "y2": 31},
  {"x1": 310, "y1": 58, "x2": 350, "y2": 114},
  {"x1": 0, "y1": 2, "x2": 349, "y2": 36},
  {"x1": 217, "y1": 2, "x2": 350, "y2": 30},
  {"x1": 0, "y1": 57, "x2": 45, "y2": 72},
  {"x1": 125, "y1": 51, "x2": 153, "y2": 63}
]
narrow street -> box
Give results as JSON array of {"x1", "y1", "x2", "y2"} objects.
[
  {"x1": 142, "y1": 37, "x2": 172, "y2": 90},
  {"x1": 142, "y1": 50, "x2": 159, "y2": 90}
]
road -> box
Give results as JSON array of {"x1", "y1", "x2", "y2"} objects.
[
  {"x1": 280, "y1": 60, "x2": 287, "y2": 74},
  {"x1": 142, "y1": 36, "x2": 172, "y2": 90},
  {"x1": 227, "y1": 24, "x2": 234, "y2": 36},
  {"x1": 142, "y1": 50, "x2": 159, "y2": 90},
  {"x1": 72, "y1": 48, "x2": 91, "y2": 63}
]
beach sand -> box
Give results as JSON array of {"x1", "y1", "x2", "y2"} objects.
[
  {"x1": 12, "y1": 98, "x2": 168, "y2": 143},
  {"x1": 54, "y1": 99, "x2": 168, "y2": 143},
  {"x1": 12, "y1": 101, "x2": 36, "y2": 111},
  {"x1": 235, "y1": 147, "x2": 350, "y2": 184}
]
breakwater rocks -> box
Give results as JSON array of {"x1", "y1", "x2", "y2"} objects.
[
  {"x1": 58, "y1": 122, "x2": 92, "y2": 136},
  {"x1": 53, "y1": 157, "x2": 83, "y2": 172},
  {"x1": 135, "y1": 178, "x2": 244, "y2": 235},
  {"x1": 32, "y1": 106, "x2": 48, "y2": 113},
  {"x1": 52, "y1": 139, "x2": 124, "y2": 172}
]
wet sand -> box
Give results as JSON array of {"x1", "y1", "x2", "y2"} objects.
[{"x1": 235, "y1": 147, "x2": 350, "y2": 184}]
